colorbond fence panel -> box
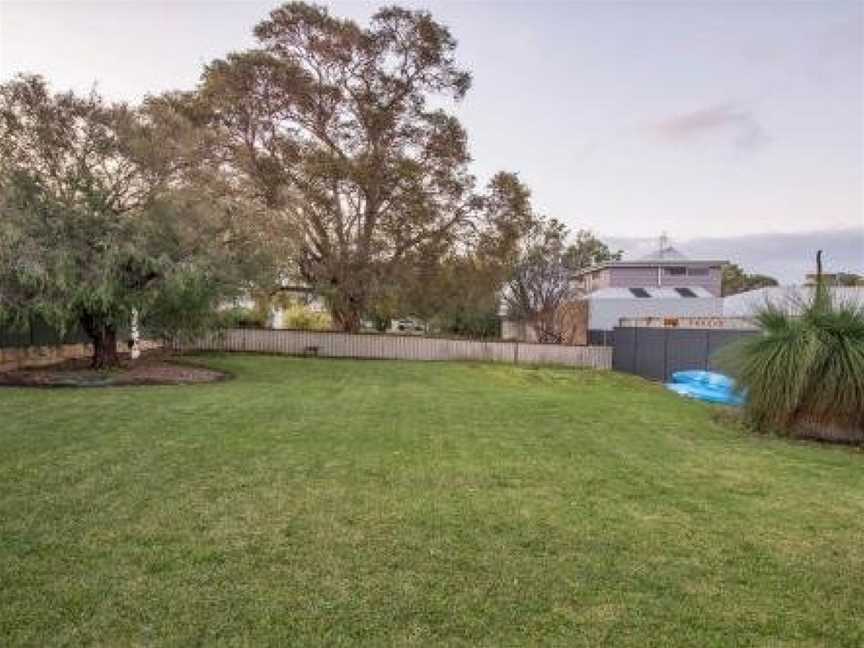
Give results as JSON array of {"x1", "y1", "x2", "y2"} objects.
[
  {"x1": 666, "y1": 328, "x2": 710, "y2": 376},
  {"x1": 184, "y1": 328, "x2": 612, "y2": 370},
  {"x1": 633, "y1": 328, "x2": 668, "y2": 382},
  {"x1": 612, "y1": 327, "x2": 758, "y2": 381},
  {"x1": 611, "y1": 327, "x2": 636, "y2": 374}
]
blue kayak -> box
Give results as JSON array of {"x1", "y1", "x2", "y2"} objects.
[{"x1": 665, "y1": 370, "x2": 745, "y2": 406}]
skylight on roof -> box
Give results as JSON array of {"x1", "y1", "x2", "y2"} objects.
[
  {"x1": 675, "y1": 287, "x2": 697, "y2": 298},
  {"x1": 630, "y1": 288, "x2": 651, "y2": 298}
]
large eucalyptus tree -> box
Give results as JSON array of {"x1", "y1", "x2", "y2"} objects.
[{"x1": 194, "y1": 2, "x2": 516, "y2": 331}]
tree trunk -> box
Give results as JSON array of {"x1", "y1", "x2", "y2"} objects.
[
  {"x1": 332, "y1": 306, "x2": 362, "y2": 333},
  {"x1": 533, "y1": 310, "x2": 562, "y2": 344},
  {"x1": 91, "y1": 328, "x2": 119, "y2": 369},
  {"x1": 80, "y1": 314, "x2": 120, "y2": 369},
  {"x1": 329, "y1": 284, "x2": 366, "y2": 333}
]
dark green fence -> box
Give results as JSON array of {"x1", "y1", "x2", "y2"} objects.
[{"x1": 0, "y1": 318, "x2": 91, "y2": 349}]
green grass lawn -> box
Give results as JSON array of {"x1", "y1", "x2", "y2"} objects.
[{"x1": 1, "y1": 354, "x2": 863, "y2": 646}]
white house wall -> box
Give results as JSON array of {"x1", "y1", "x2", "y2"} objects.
[{"x1": 588, "y1": 297, "x2": 723, "y2": 330}]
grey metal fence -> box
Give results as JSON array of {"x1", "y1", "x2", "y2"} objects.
[{"x1": 612, "y1": 326, "x2": 757, "y2": 381}]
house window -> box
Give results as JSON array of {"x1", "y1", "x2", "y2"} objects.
[
  {"x1": 665, "y1": 266, "x2": 686, "y2": 276},
  {"x1": 687, "y1": 268, "x2": 709, "y2": 276},
  {"x1": 675, "y1": 287, "x2": 697, "y2": 298},
  {"x1": 630, "y1": 288, "x2": 651, "y2": 298}
]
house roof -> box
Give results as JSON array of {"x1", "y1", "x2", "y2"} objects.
[
  {"x1": 572, "y1": 257, "x2": 728, "y2": 278},
  {"x1": 587, "y1": 286, "x2": 718, "y2": 300},
  {"x1": 722, "y1": 286, "x2": 864, "y2": 316},
  {"x1": 637, "y1": 245, "x2": 690, "y2": 261}
]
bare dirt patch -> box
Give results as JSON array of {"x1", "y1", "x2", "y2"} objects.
[{"x1": 0, "y1": 350, "x2": 227, "y2": 388}]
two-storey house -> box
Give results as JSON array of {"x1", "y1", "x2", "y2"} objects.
[{"x1": 572, "y1": 245, "x2": 726, "y2": 297}]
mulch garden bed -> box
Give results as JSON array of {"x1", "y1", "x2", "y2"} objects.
[{"x1": 0, "y1": 350, "x2": 227, "y2": 388}]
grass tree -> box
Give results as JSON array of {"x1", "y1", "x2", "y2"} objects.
[
  {"x1": 719, "y1": 258, "x2": 864, "y2": 442},
  {"x1": 0, "y1": 75, "x2": 248, "y2": 368}
]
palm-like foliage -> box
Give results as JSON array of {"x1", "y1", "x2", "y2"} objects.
[{"x1": 718, "y1": 289, "x2": 864, "y2": 440}]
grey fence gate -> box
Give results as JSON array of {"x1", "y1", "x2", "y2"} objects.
[{"x1": 612, "y1": 327, "x2": 757, "y2": 381}]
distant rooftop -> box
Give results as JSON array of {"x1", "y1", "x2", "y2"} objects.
[
  {"x1": 572, "y1": 251, "x2": 728, "y2": 277},
  {"x1": 722, "y1": 285, "x2": 864, "y2": 316},
  {"x1": 587, "y1": 286, "x2": 717, "y2": 300},
  {"x1": 637, "y1": 245, "x2": 689, "y2": 262}
]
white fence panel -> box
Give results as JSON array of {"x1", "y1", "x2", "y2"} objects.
[{"x1": 182, "y1": 329, "x2": 612, "y2": 370}]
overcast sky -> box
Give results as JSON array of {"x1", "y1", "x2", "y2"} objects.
[{"x1": 1, "y1": 0, "x2": 862, "y2": 282}]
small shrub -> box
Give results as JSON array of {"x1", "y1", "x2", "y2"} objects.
[
  {"x1": 217, "y1": 306, "x2": 268, "y2": 329},
  {"x1": 142, "y1": 271, "x2": 235, "y2": 343},
  {"x1": 432, "y1": 310, "x2": 501, "y2": 339},
  {"x1": 281, "y1": 304, "x2": 331, "y2": 331}
]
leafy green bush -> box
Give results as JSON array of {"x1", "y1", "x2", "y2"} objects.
[
  {"x1": 217, "y1": 306, "x2": 268, "y2": 329},
  {"x1": 432, "y1": 309, "x2": 501, "y2": 339},
  {"x1": 140, "y1": 270, "x2": 236, "y2": 343},
  {"x1": 281, "y1": 304, "x2": 331, "y2": 331},
  {"x1": 718, "y1": 290, "x2": 864, "y2": 442}
]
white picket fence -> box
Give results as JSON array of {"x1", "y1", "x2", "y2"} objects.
[{"x1": 181, "y1": 328, "x2": 612, "y2": 370}]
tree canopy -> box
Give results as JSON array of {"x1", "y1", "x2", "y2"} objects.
[
  {"x1": 562, "y1": 230, "x2": 622, "y2": 272},
  {"x1": 0, "y1": 75, "x2": 255, "y2": 367},
  {"x1": 721, "y1": 263, "x2": 779, "y2": 297},
  {"x1": 832, "y1": 272, "x2": 863, "y2": 287},
  {"x1": 189, "y1": 2, "x2": 530, "y2": 331},
  {"x1": 364, "y1": 171, "x2": 537, "y2": 337},
  {"x1": 1, "y1": 2, "x2": 627, "y2": 351},
  {"x1": 504, "y1": 218, "x2": 576, "y2": 343}
]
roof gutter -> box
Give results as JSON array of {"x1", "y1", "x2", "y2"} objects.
[{"x1": 572, "y1": 259, "x2": 729, "y2": 278}]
